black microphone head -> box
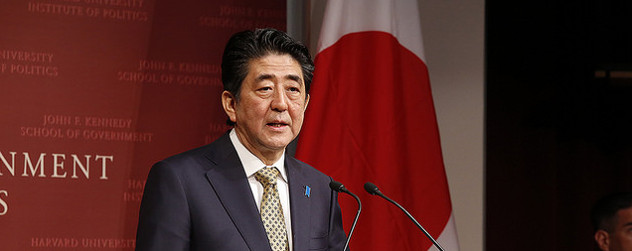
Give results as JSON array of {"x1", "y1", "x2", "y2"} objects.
[
  {"x1": 364, "y1": 182, "x2": 380, "y2": 195},
  {"x1": 329, "y1": 180, "x2": 346, "y2": 193}
]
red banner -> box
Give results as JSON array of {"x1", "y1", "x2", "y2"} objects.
[{"x1": 0, "y1": 0, "x2": 285, "y2": 249}]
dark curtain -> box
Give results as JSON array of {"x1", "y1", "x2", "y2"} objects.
[{"x1": 486, "y1": 1, "x2": 632, "y2": 250}]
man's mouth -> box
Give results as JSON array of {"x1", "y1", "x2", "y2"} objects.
[{"x1": 267, "y1": 122, "x2": 288, "y2": 127}]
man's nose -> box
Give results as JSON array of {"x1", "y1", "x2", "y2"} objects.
[{"x1": 270, "y1": 88, "x2": 288, "y2": 112}]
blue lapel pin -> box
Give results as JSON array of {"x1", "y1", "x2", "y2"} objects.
[{"x1": 304, "y1": 185, "x2": 311, "y2": 198}]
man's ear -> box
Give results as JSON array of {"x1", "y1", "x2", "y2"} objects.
[
  {"x1": 304, "y1": 94, "x2": 310, "y2": 111},
  {"x1": 221, "y1": 91, "x2": 237, "y2": 124},
  {"x1": 595, "y1": 230, "x2": 610, "y2": 251}
]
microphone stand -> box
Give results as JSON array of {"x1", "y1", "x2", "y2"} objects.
[
  {"x1": 364, "y1": 182, "x2": 445, "y2": 251},
  {"x1": 329, "y1": 181, "x2": 361, "y2": 251},
  {"x1": 344, "y1": 191, "x2": 361, "y2": 251}
]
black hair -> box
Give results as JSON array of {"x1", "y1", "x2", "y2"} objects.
[{"x1": 590, "y1": 192, "x2": 632, "y2": 232}]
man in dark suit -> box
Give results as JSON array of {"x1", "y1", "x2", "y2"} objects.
[{"x1": 135, "y1": 28, "x2": 347, "y2": 251}]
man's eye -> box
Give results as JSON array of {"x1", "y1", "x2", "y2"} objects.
[{"x1": 288, "y1": 87, "x2": 300, "y2": 92}]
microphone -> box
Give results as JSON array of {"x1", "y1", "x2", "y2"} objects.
[
  {"x1": 329, "y1": 180, "x2": 361, "y2": 251},
  {"x1": 364, "y1": 182, "x2": 445, "y2": 251}
]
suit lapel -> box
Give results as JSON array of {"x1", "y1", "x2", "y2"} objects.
[
  {"x1": 204, "y1": 134, "x2": 272, "y2": 251},
  {"x1": 287, "y1": 157, "x2": 312, "y2": 251}
]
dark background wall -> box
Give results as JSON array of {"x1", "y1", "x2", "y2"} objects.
[{"x1": 486, "y1": 1, "x2": 632, "y2": 250}]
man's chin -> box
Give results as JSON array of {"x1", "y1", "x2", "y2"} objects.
[{"x1": 262, "y1": 136, "x2": 294, "y2": 150}]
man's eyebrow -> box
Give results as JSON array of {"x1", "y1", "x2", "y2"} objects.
[
  {"x1": 255, "y1": 74, "x2": 274, "y2": 82},
  {"x1": 286, "y1": 74, "x2": 302, "y2": 83},
  {"x1": 255, "y1": 73, "x2": 303, "y2": 83}
]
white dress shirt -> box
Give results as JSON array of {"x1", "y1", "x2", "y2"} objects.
[{"x1": 229, "y1": 129, "x2": 293, "y2": 250}]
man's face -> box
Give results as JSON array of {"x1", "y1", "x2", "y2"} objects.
[
  {"x1": 596, "y1": 207, "x2": 632, "y2": 251},
  {"x1": 222, "y1": 53, "x2": 309, "y2": 161}
]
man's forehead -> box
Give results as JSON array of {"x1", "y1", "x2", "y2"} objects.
[
  {"x1": 247, "y1": 54, "x2": 304, "y2": 82},
  {"x1": 616, "y1": 207, "x2": 632, "y2": 227}
]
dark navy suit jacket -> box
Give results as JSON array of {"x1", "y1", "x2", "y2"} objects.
[{"x1": 136, "y1": 133, "x2": 346, "y2": 251}]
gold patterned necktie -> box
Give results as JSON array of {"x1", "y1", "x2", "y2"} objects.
[{"x1": 255, "y1": 167, "x2": 289, "y2": 251}]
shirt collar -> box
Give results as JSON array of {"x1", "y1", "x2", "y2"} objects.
[{"x1": 229, "y1": 129, "x2": 287, "y2": 182}]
